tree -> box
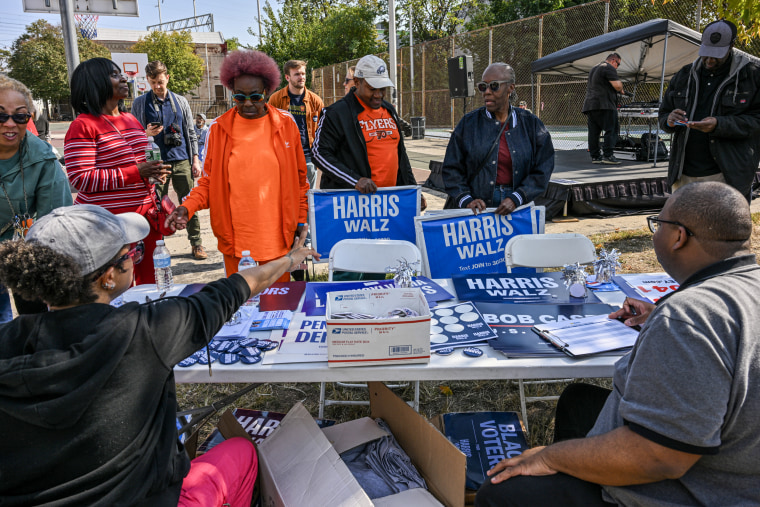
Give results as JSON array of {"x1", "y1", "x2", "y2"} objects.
[
  {"x1": 255, "y1": 0, "x2": 382, "y2": 84},
  {"x1": 0, "y1": 48, "x2": 10, "y2": 73},
  {"x1": 131, "y1": 31, "x2": 204, "y2": 96},
  {"x1": 7, "y1": 20, "x2": 110, "y2": 103},
  {"x1": 658, "y1": 0, "x2": 759, "y2": 40}
]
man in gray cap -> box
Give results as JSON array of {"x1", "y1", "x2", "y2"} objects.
[
  {"x1": 659, "y1": 19, "x2": 760, "y2": 201},
  {"x1": 313, "y1": 54, "x2": 421, "y2": 204}
]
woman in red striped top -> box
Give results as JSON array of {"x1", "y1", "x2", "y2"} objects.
[{"x1": 65, "y1": 58, "x2": 171, "y2": 284}]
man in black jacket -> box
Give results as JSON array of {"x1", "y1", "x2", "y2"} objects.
[
  {"x1": 313, "y1": 54, "x2": 425, "y2": 209},
  {"x1": 659, "y1": 19, "x2": 760, "y2": 201}
]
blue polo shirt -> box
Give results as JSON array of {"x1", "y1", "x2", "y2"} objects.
[{"x1": 145, "y1": 91, "x2": 188, "y2": 162}]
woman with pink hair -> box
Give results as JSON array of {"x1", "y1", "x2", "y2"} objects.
[{"x1": 167, "y1": 51, "x2": 309, "y2": 281}]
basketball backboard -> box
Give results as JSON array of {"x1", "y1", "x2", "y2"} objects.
[
  {"x1": 22, "y1": 0, "x2": 139, "y2": 17},
  {"x1": 111, "y1": 53, "x2": 149, "y2": 79}
]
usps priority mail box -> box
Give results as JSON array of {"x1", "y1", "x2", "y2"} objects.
[{"x1": 326, "y1": 288, "x2": 431, "y2": 367}]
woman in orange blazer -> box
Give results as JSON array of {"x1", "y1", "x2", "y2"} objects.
[{"x1": 167, "y1": 51, "x2": 309, "y2": 281}]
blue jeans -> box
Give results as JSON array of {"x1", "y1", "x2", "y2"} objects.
[
  {"x1": 491, "y1": 185, "x2": 513, "y2": 207},
  {"x1": 0, "y1": 285, "x2": 13, "y2": 324}
]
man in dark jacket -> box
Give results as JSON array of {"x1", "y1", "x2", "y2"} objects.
[
  {"x1": 313, "y1": 54, "x2": 424, "y2": 209},
  {"x1": 582, "y1": 53, "x2": 629, "y2": 165},
  {"x1": 441, "y1": 62, "x2": 554, "y2": 215},
  {"x1": 659, "y1": 19, "x2": 760, "y2": 201}
]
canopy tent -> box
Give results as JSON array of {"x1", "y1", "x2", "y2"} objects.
[{"x1": 531, "y1": 18, "x2": 756, "y2": 84}]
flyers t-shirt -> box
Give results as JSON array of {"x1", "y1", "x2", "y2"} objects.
[{"x1": 356, "y1": 97, "x2": 399, "y2": 188}]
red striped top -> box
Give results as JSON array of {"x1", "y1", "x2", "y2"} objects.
[{"x1": 64, "y1": 113, "x2": 153, "y2": 213}]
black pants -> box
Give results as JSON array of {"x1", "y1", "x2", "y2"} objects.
[
  {"x1": 475, "y1": 383, "x2": 615, "y2": 507},
  {"x1": 587, "y1": 110, "x2": 619, "y2": 158}
]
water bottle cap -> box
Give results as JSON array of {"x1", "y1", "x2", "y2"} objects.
[
  {"x1": 156, "y1": 240, "x2": 165, "y2": 246},
  {"x1": 241, "y1": 250, "x2": 251, "y2": 256}
]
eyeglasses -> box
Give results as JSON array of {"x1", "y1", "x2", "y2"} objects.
[
  {"x1": 647, "y1": 216, "x2": 694, "y2": 236},
  {"x1": 0, "y1": 112, "x2": 33, "y2": 125},
  {"x1": 476, "y1": 80, "x2": 513, "y2": 93},
  {"x1": 344, "y1": 77, "x2": 354, "y2": 85},
  {"x1": 232, "y1": 92, "x2": 266, "y2": 103},
  {"x1": 112, "y1": 241, "x2": 145, "y2": 267}
]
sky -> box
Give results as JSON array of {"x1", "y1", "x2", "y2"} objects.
[{"x1": 1, "y1": 0, "x2": 267, "y2": 49}]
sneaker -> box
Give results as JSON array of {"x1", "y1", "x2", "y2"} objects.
[
  {"x1": 192, "y1": 245, "x2": 208, "y2": 260},
  {"x1": 602, "y1": 155, "x2": 621, "y2": 165},
  {"x1": 591, "y1": 157, "x2": 604, "y2": 164}
]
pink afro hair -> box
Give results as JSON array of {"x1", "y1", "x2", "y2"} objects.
[{"x1": 219, "y1": 50, "x2": 281, "y2": 94}]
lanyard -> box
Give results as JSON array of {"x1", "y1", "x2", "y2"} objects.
[{"x1": 0, "y1": 138, "x2": 30, "y2": 240}]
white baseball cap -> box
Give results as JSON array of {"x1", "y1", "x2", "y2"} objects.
[
  {"x1": 26, "y1": 204, "x2": 150, "y2": 275},
  {"x1": 354, "y1": 55, "x2": 395, "y2": 89}
]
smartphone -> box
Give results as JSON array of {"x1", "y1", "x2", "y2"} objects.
[
  {"x1": 148, "y1": 122, "x2": 162, "y2": 128},
  {"x1": 674, "y1": 119, "x2": 689, "y2": 126}
]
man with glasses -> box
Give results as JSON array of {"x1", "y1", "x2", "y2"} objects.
[
  {"x1": 476, "y1": 181, "x2": 760, "y2": 507},
  {"x1": 131, "y1": 61, "x2": 206, "y2": 260},
  {"x1": 582, "y1": 53, "x2": 630, "y2": 165},
  {"x1": 659, "y1": 19, "x2": 760, "y2": 202},
  {"x1": 441, "y1": 62, "x2": 554, "y2": 215}
]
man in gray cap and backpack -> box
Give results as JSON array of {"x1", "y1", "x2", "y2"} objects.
[{"x1": 659, "y1": 19, "x2": 760, "y2": 201}]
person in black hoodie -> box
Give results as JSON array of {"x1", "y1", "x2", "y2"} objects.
[{"x1": 0, "y1": 204, "x2": 317, "y2": 506}]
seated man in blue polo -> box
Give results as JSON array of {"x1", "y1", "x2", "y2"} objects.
[
  {"x1": 441, "y1": 62, "x2": 554, "y2": 215},
  {"x1": 476, "y1": 181, "x2": 760, "y2": 507}
]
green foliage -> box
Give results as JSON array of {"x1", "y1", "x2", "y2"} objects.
[
  {"x1": 661, "y1": 0, "x2": 759, "y2": 41},
  {"x1": 225, "y1": 37, "x2": 242, "y2": 52},
  {"x1": 395, "y1": 0, "x2": 482, "y2": 44},
  {"x1": 131, "y1": 31, "x2": 205, "y2": 96},
  {"x1": 255, "y1": 0, "x2": 382, "y2": 84},
  {"x1": 7, "y1": 19, "x2": 110, "y2": 102}
]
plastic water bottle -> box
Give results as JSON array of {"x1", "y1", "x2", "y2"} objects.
[
  {"x1": 238, "y1": 250, "x2": 258, "y2": 305},
  {"x1": 153, "y1": 240, "x2": 173, "y2": 292},
  {"x1": 145, "y1": 137, "x2": 162, "y2": 185}
]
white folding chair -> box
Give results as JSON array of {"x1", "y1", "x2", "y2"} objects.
[
  {"x1": 504, "y1": 233, "x2": 597, "y2": 432},
  {"x1": 320, "y1": 239, "x2": 423, "y2": 418}
]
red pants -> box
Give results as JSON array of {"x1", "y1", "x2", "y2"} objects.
[
  {"x1": 178, "y1": 437, "x2": 258, "y2": 507},
  {"x1": 223, "y1": 253, "x2": 290, "y2": 283}
]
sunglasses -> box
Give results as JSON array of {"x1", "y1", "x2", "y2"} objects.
[
  {"x1": 476, "y1": 80, "x2": 513, "y2": 93},
  {"x1": 344, "y1": 77, "x2": 354, "y2": 85},
  {"x1": 0, "y1": 112, "x2": 33, "y2": 125},
  {"x1": 112, "y1": 241, "x2": 145, "y2": 267},
  {"x1": 232, "y1": 92, "x2": 266, "y2": 103},
  {"x1": 646, "y1": 216, "x2": 694, "y2": 236}
]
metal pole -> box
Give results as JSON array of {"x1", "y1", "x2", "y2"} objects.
[
  {"x1": 257, "y1": 0, "x2": 262, "y2": 44},
  {"x1": 59, "y1": 0, "x2": 80, "y2": 84},
  {"x1": 388, "y1": 0, "x2": 398, "y2": 107},
  {"x1": 193, "y1": 0, "x2": 197, "y2": 19},
  {"x1": 206, "y1": 44, "x2": 211, "y2": 101},
  {"x1": 695, "y1": 0, "x2": 702, "y2": 30},
  {"x1": 604, "y1": 0, "x2": 609, "y2": 33},
  {"x1": 158, "y1": 0, "x2": 163, "y2": 26},
  {"x1": 409, "y1": 6, "x2": 414, "y2": 116},
  {"x1": 653, "y1": 33, "x2": 669, "y2": 167}
]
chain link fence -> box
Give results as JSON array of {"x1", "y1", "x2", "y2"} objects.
[{"x1": 311, "y1": 0, "x2": 759, "y2": 149}]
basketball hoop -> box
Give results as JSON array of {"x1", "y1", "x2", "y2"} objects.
[{"x1": 75, "y1": 14, "x2": 100, "y2": 40}]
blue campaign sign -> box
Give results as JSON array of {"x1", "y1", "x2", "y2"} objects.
[
  {"x1": 309, "y1": 186, "x2": 420, "y2": 258},
  {"x1": 301, "y1": 277, "x2": 455, "y2": 316},
  {"x1": 452, "y1": 271, "x2": 601, "y2": 304},
  {"x1": 415, "y1": 206, "x2": 540, "y2": 279}
]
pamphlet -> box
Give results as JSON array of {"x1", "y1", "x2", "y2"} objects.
[{"x1": 533, "y1": 315, "x2": 639, "y2": 357}]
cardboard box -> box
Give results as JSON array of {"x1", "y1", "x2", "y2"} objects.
[
  {"x1": 431, "y1": 411, "x2": 529, "y2": 505},
  {"x1": 325, "y1": 288, "x2": 431, "y2": 367},
  {"x1": 218, "y1": 382, "x2": 466, "y2": 507}
]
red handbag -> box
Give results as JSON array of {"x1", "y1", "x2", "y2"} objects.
[{"x1": 145, "y1": 185, "x2": 177, "y2": 237}]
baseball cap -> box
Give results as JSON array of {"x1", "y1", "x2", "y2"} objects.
[
  {"x1": 699, "y1": 19, "x2": 737, "y2": 59},
  {"x1": 196, "y1": 113, "x2": 206, "y2": 121},
  {"x1": 354, "y1": 55, "x2": 395, "y2": 89},
  {"x1": 26, "y1": 205, "x2": 150, "y2": 275}
]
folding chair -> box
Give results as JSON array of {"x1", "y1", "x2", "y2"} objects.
[
  {"x1": 504, "y1": 233, "x2": 597, "y2": 432},
  {"x1": 319, "y1": 239, "x2": 422, "y2": 418}
]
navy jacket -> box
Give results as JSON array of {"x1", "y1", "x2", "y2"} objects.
[
  {"x1": 313, "y1": 90, "x2": 416, "y2": 190},
  {"x1": 442, "y1": 106, "x2": 555, "y2": 208}
]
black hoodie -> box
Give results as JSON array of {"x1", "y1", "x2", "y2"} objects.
[{"x1": 0, "y1": 275, "x2": 249, "y2": 506}]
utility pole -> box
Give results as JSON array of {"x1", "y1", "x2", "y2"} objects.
[
  {"x1": 388, "y1": 0, "x2": 397, "y2": 107},
  {"x1": 59, "y1": 0, "x2": 79, "y2": 84}
]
